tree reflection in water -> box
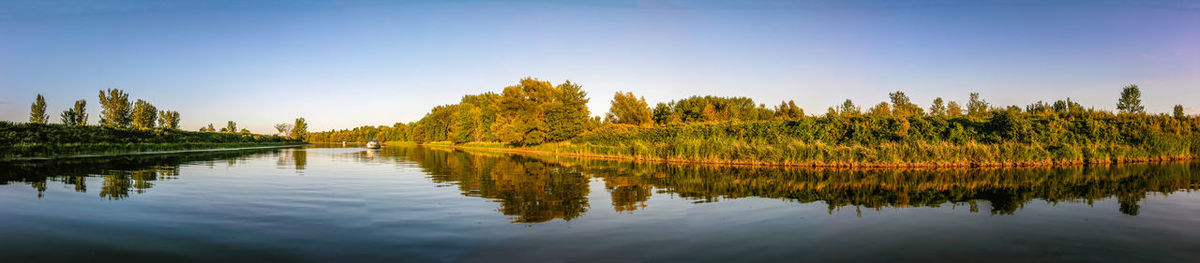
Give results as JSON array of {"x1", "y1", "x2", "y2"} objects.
[
  {"x1": 3, "y1": 146, "x2": 1197, "y2": 222},
  {"x1": 397, "y1": 146, "x2": 1199, "y2": 219},
  {"x1": 0, "y1": 148, "x2": 291, "y2": 200}
]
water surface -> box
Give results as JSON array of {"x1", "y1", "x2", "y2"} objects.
[{"x1": 2, "y1": 145, "x2": 1198, "y2": 262}]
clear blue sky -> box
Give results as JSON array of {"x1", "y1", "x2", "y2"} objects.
[{"x1": 2, "y1": 0, "x2": 1197, "y2": 133}]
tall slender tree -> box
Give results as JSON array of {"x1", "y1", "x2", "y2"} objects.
[
  {"x1": 98, "y1": 88, "x2": 132, "y2": 128},
  {"x1": 1174, "y1": 105, "x2": 1186, "y2": 119},
  {"x1": 1117, "y1": 84, "x2": 1144, "y2": 114},
  {"x1": 60, "y1": 99, "x2": 88, "y2": 126},
  {"x1": 225, "y1": 121, "x2": 237, "y2": 133},
  {"x1": 29, "y1": 94, "x2": 48, "y2": 124}
]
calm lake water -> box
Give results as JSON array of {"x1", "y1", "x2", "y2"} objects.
[{"x1": 2, "y1": 145, "x2": 1199, "y2": 262}]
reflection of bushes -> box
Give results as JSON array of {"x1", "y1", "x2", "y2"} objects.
[
  {"x1": 0, "y1": 148, "x2": 288, "y2": 199},
  {"x1": 411, "y1": 148, "x2": 590, "y2": 223},
  {"x1": 526, "y1": 153, "x2": 1200, "y2": 216}
]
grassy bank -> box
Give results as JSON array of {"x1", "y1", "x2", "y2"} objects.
[
  {"x1": 1, "y1": 122, "x2": 305, "y2": 159},
  {"x1": 410, "y1": 114, "x2": 1200, "y2": 168}
]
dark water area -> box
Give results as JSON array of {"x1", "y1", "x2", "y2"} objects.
[{"x1": 2, "y1": 145, "x2": 1198, "y2": 262}]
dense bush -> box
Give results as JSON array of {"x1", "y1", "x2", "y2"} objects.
[
  {"x1": 0, "y1": 122, "x2": 301, "y2": 158},
  {"x1": 547, "y1": 113, "x2": 1200, "y2": 166}
]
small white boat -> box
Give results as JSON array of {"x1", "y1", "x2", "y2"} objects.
[{"x1": 366, "y1": 140, "x2": 381, "y2": 149}]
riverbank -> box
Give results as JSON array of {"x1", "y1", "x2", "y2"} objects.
[
  {"x1": 1, "y1": 122, "x2": 304, "y2": 160},
  {"x1": 1, "y1": 143, "x2": 307, "y2": 161},
  {"x1": 409, "y1": 140, "x2": 1199, "y2": 168}
]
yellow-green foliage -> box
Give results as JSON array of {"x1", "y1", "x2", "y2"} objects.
[
  {"x1": 0, "y1": 122, "x2": 301, "y2": 159},
  {"x1": 557, "y1": 113, "x2": 1200, "y2": 166}
]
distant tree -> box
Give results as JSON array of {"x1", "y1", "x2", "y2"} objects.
[
  {"x1": 1117, "y1": 84, "x2": 1144, "y2": 114},
  {"x1": 967, "y1": 92, "x2": 989, "y2": 118},
  {"x1": 98, "y1": 89, "x2": 132, "y2": 128},
  {"x1": 930, "y1": 97, "x2": 946, "y2": 117},
  {"x1": 774, "y1": 100, "x2": 804, "y2": 120},
  {"x1": 867, "y1": 102, "x2": 892, "y2": 117},
  {"x1": 60, "y1": 99, "x2": 88, "y2": 126},
  {"x1": 274, "y1": 123, "x2": 294, "y2": 136},
  {"x1": 889, "y1": 91, "x2": 923, "y2": 117},
  {"x1": 946, "y1": 101, "x2": 963, "y2": 118},
  {"x1": 225, "y1": 121, "x2": 237, "y2": 133},
  {"x1": 29, "y1": 94, "x2": 48, "y2": 124},
  {"x1": 837, "y1": 99, "x2": 860, "y2": 116},
  {"x1": 1053, "y1": 98, "x2": 1084, "y2": 114},
  {"x1": 157, "y1": 110, "x2": 180, "y2": 129},
  {"x1": 239, "y1": 128, "x2": 251, "y2": 135},
  {"x1": 1174, "y1": 105, "x2": 1186, "y2": 119},
  {"x1": 290, "y1": 118, "x2": 308, "y2": 141},
  {"x1": 202, "y1": 123, "x2": 216, "y2": 132},
  {"x1": 605, "y1": 91, "x2": 653, "y2": 126},
  {"x1": 547, "y1": 81, "x2": 591, "y2": 141},
  {"x1": 131, "y1": 99, "x2": 157, "y2": 129},
  {"x1": 652, "y1": 102, "x2": 680, "y2": 125}
]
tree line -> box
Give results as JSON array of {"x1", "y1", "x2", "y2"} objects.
[
  {"x1": 27, "y1": 89, "x2": 308, "y2": 140},
  {"x1": 28, "y1": 89, "x2": 181, "y2": 129},
  {"x1": 310, "y1": 78, "x2": 1194, "y2": 148}
]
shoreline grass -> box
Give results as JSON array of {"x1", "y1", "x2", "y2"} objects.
[
  {"x1": 418, "y1": 140, "x2": 1198, "y2": 168},
  {"x1": 1, "y1": 122, "x2": 305, "y2": 160}
]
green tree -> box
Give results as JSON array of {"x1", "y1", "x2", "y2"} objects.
[
  {"x1": 774, "y1": 100, "x2": 803, "y2": 120},
  {"x1": 29, "y1": 94, "x2": 48, "y2": 124},
  {"x1": 605, "y1": 91, "x2": 653, "y2": 126},
  {"x1": 157, "y1": 110, "x2": 180, "y2": 129},
  {"x1": 291, "y1": 118, "x2": 309, "y2": 141},
  {"x1": 930, "y1": 97, "x2": 946, "y2": 117},
  {"x1": 889, "y1": 91, "x2": 923, "y2": 117},
  {"x1": 60, "y1": 99, "x2": 88, "y2": 126},
  {"x1": 98, "y1": 89, "x2": 132, "y2": 128},
  {"x1": 947, "y1": 101, "x2": 963, "y2": 117},
  {"x1": 967, "y1": 92, "x2": 989, "y2": 118},
  {"x1": 547, "y1": 81, "x2": 591, "y2": 141},
  {"x1": 131, "y1": 99, "x2": 157, "y2": 129},
  {"x1": 1117, "y1": 84, "x2": 1144, "y2": 114},
  {"x1": 837, "y1": 99, "x2": 860, "y2": 116},
  {"x1": 225, "y1": 121, "x2": 237, "y2": 133},
  {"x1": 1174, "y1": 104, "x2": 1186, "y2": 119}
]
